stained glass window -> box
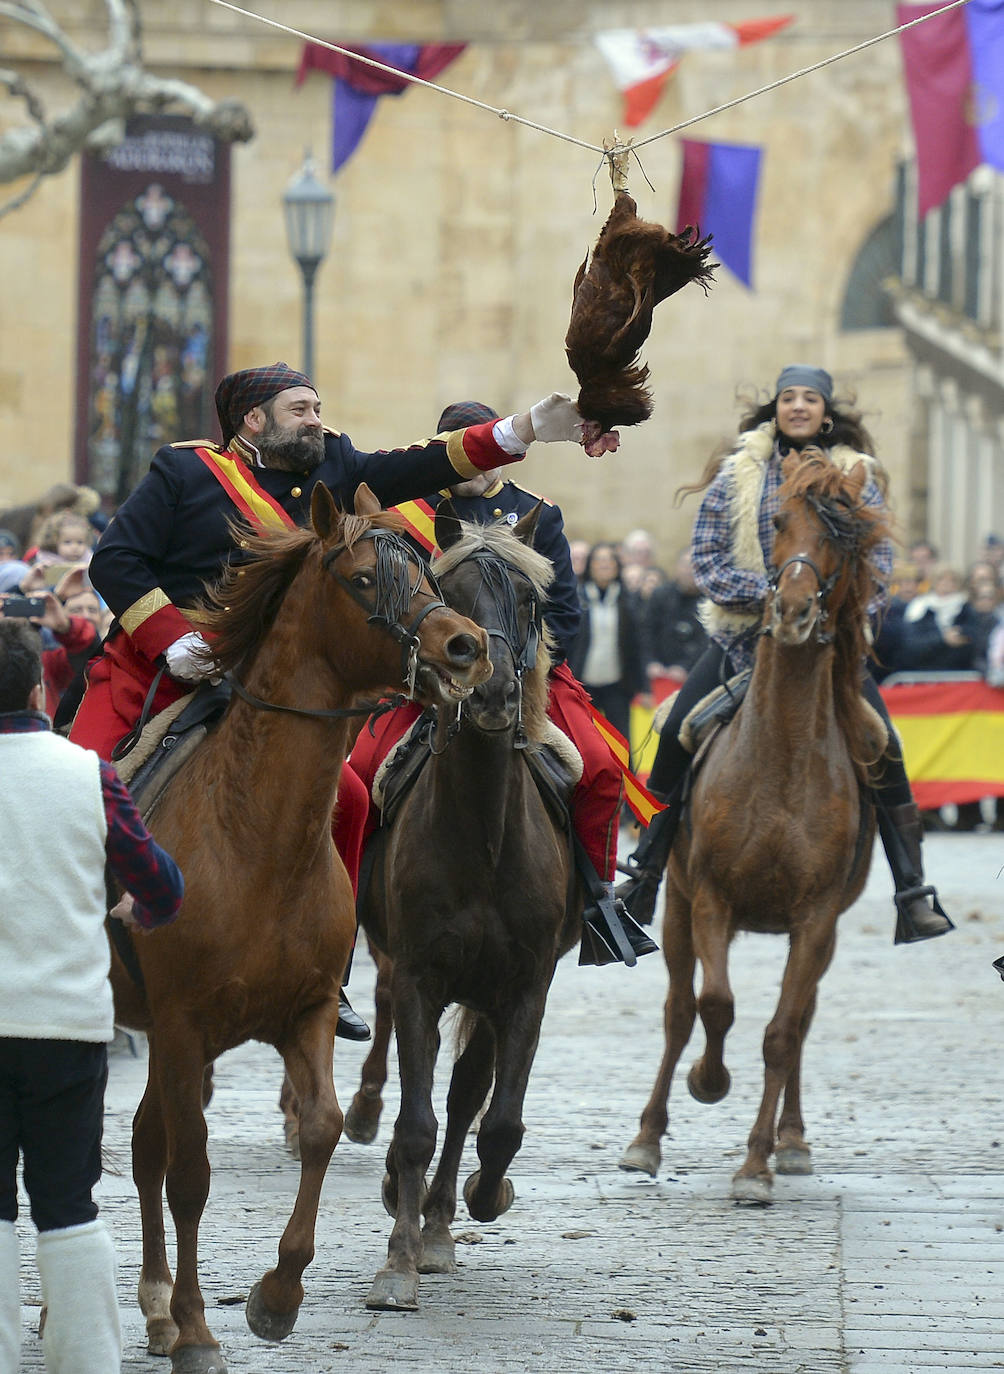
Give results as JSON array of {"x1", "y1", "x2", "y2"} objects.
[{"x1": 87, "y1": 183, "x2": 213, "y2": 503}]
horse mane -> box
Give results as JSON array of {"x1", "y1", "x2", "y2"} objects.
[
  {"x1": 778, "y1": 455, "x2": 890, "y2": 769},
  {"x1": 196, "y1": 510, "x2": 405, "y2": 675},
  {"x1": 432, "y1": 520, "x2": 556, "y2": 740}
]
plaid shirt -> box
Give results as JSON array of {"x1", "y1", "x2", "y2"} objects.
[
  {"x1": 0, "y1": 712, "x2": 184, "y2": 930},
  {"x1": 691, "y1": 446, "x2": 894, "y2": 671}
]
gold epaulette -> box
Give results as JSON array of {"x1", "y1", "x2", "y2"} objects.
[
  {"x1": 322, "y1": 425, "x2": 342, "y2": 437},
  {"x1": 509, "y1": 481, "x2": 554, "y2": 507},
  {"x1": 170, "y1": 439, "x2": 220, "y2": 450}
]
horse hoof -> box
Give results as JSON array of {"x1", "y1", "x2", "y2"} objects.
[
  {"x1": 366, "y1": 1268, "x2": 420, "y2": 1311},
  {"x1": 344, "y1": 1090, "x2": 382, "y2": 1144},
  {"x1": 775, "y1": 1144, "x2": 813, "y2": 1175},
  {"x1": 731, "y1": 1172, "x2": 773, "y2": 1205},
  {"x1": 619, "y1": 1141, "x2": 660, "y2": 1177},
  {"x1": 418, "y1": 1228, "x2": 457, "y2": 1274},
  {"x1": 147, "y1": 1316, "x2": 180, "y2": 1356},
  {"x1": 282, "y1": 1117, "x2": 301, "y2": 1160},
  {"x1": 170, "y1": 1345, "x2": 229, "y2": 1374},
  {"x1": 687, "y1": 1061, "x2": 731, "y2": 1104},
  {"x1": 245, "y1": 1280, "x2": 299, "y2": 1342},
  {"x1": 463, "y1": 1170, "x2": 514, "y2": 1222}
]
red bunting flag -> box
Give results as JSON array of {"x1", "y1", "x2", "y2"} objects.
[{"x1": 595, "y1": 17, "x2": 794, "y2": 128}]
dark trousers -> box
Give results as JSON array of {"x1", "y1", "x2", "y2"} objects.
[
  {"x1": 0, "y1": 1037, "x2": 107, "y2": 1231},
  {"x1": 647, "y1": 641, "x2": 912, "y2": 807}
]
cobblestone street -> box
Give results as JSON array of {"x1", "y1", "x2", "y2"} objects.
[{"x1": 15, "y1": 831, "x2": 1004, "y2": 1373}]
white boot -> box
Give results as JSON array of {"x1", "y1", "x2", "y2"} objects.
[
  {"x1": 0, "y1": 1219, "x2": 20, "y2": 1373},
  {"x1": 35, "y1": 1220, "x2": 121, "y2": 1374}
]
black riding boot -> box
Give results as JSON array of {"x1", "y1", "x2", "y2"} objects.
[
  {"x1": 579, "y1": 881, "x2": 659, "y2": 967},
  {"x1": 615, "y1": 800, "x2": 680, "y2": 925},
  {"x1": 876, "y1": 800, "x2": 955, "y2": 945}
]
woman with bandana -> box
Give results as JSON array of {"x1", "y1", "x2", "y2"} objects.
[{"x1": 617, "y1": 365, "x2": 954, "y2": 947}]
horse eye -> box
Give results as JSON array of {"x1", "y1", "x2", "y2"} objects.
[
  {"x1": 773, "y1": 515, "x2": 784, "y2": 531},
  {"x1": 351, "y1": 572, "x2": 373, "y2": 590}
]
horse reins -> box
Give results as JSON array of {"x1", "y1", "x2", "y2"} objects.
[
  {"x1": 432, "y1": 548, "x2": 542, "y2": 753},
  {"x1": 227, "y1": 527, "x2": 449, "y2": 722}
]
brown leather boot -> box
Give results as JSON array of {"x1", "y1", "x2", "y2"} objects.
[{"x1": 882, "y1": 801, "x2": 955, "y2": 944}]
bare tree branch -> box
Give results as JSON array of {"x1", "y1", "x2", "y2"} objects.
[{"x1": 0, "y1": 0, "x2": 255, "y2": 216}]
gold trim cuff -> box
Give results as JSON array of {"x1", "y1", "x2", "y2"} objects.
[{"x1": 120, "y1": 588, "x2": 173, "y2": 636}]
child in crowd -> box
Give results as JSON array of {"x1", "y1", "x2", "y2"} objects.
[{"x1": 27, "y1": 511, "x2": 95, "y2": 577}]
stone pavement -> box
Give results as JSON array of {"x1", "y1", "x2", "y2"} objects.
[{"x1": 14, "y1": 831, "x2": 1004, "y2": 1373}]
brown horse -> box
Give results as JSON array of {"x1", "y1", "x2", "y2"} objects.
[
  {"x1": 620, "y1": 453, "x2": 887, "y2": 1204},
  {"x1": 352, "y1": 504, "x2": 582, "y2": 1311},
  {"x1": 110, "y1": 483, "x2": 491, "y2": 1373}
]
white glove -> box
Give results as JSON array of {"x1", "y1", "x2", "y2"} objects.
[
  {"x1": 164, "y1": 631, "x2": 220, "y2": 684},
  {"x1": 528, "y1": 392, "x2": 584, "y2": 444}
]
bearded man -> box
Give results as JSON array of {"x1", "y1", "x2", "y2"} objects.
[{"x1": 69, "y1": 363, "x2": 591, "y2": 1035}]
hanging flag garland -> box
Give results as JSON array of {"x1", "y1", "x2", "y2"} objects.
[{"x1": 594, "y1": 17, "x2": 794, "y2": 128}]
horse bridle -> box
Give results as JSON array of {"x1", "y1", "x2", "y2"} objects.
[
  {"x1": 765, "y1": 552, "x2": 840, "y2": 646},
  {"x1": 430, "y1": 547, "x2": 542, "y2": 754},
  {"x1": 227, "y1": 527, "x2": 448, "y2": 722}
]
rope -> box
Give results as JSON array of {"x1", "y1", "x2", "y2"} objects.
[
  {"x1": 632, "y1": 0, "x2": 971, "y2": 152},
  {"x1": 207, "y1": 0, "x2": 605, "y2": 154},
  {"x1": 208, "y1": 0, "x2": 971, "y2": 168}
]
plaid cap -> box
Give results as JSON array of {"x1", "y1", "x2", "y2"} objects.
[
  {"x1": 214, "y1": 362, "x2": 316, "y2": 444},
  {"x1": 437, "y1": 401, "x2": 499, "y2": 431}
]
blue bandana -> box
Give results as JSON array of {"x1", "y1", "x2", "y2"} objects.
[{"x1": 775, "y1": 365, "x2": 833, "y2": 401}]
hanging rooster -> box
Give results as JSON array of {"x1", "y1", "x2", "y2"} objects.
[{"x1": 566, "y1": 143, "x2": 716, "y2": 454}]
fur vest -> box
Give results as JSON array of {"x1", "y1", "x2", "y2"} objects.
[{"x1": 700, "y1": 423, "x2": 875, "y2": 641}]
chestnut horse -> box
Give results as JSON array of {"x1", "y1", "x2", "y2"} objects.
[
  {"x1": 352, "y1": 504, "x2": 582, "y2": 1311},
  {"x1": 620, "y1": 453, "x2": 887, "y2": 1204},
  {"x1": 109, "y1": 483, "x2": 490, "y2": 1373}
]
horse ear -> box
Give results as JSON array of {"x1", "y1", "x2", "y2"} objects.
[
  {"x1": 435, "y1": 499, "x2": 463, "y2": 551},
  {"x1": 845, "y1": 461, "x2": 868, "y2": 500},
  {"x1": 781, "y1": 453, "x2": 801, "y2": 481},
  {"x1": 354, "y1": 482, "x2": 382, "y2": 519},
  {"x1": 310, "y1": 481, "x2": 340, "y2": 540},
  {"x1": 512, "y1": 500, "x2": 543, "y2": 546}
]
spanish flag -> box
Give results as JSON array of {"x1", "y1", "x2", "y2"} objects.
[{"x1": 881, "y1": 679, "x2": 1004, "y2": 809}]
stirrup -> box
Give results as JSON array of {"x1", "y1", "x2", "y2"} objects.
[{"x1": 893, "y1": 885, "x2": 954, "y2": 945}]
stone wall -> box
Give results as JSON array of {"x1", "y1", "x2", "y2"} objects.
[{"x1": 0, "y1": 1, "x2": 916, "y2": 561}]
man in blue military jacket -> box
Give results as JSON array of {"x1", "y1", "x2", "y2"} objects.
[
  {"x1": 70, "y1": 365, "x2": 593, "y2": 1032},
  {"x1": 351, "y1": 401, "x2": 656, "y2": 965}
]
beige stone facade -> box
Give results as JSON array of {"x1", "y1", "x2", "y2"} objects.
[{"x1": 0, "y1": 1, "x2": 916, "y2": 562}]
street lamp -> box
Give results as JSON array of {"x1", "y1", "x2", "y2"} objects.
[{"x1": 282, "y1": 150, "x2": 335, "y2": 380}]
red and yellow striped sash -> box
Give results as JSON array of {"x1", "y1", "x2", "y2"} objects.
[
  {"x1": 588, "y1": 706, "x2": 666, "y2": 827},
  {"x1": 195, "y1": 447, "x2": 297, "y2": 531},
  {"x1": 388, "y1": 497, "x2": 439, "y2": 554}
]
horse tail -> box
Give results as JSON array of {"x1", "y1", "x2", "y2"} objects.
[{"x1": 454, "y1": 1006, "x2": 481, "y2": 1059}]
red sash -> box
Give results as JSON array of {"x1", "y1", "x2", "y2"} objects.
[
  {"x1": 195, "y1": 447, "x2": 297, "y2": 531},
  {"x1": 588, "y1": 706, "x2": 666, "y2": 827},
  {"x1": 387, "y1": 497, "x2": 439, "y2": 554}
]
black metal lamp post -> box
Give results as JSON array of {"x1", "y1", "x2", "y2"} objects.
[{"x1": 282, "y1": 151, "x2": 335, "y2": 380}]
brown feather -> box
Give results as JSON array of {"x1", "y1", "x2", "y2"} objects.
[{"x1": 565, "y1": 192, "x2": 716, "y2": 432}]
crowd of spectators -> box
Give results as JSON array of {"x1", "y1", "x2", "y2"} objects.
[
  {"x1": 563, "y1": 527, "x2": 1004, "y2": 833},
  {"x1": 3, "y1": 484, "x2": 1003, "y2": 831},
  {"x1": 0, "y1": 483, "x2": 113, "y2": 727}
]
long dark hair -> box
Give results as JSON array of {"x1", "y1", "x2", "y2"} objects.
[{"x1": 674, "y1": 386, "x2": 888, "y2": 506}]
